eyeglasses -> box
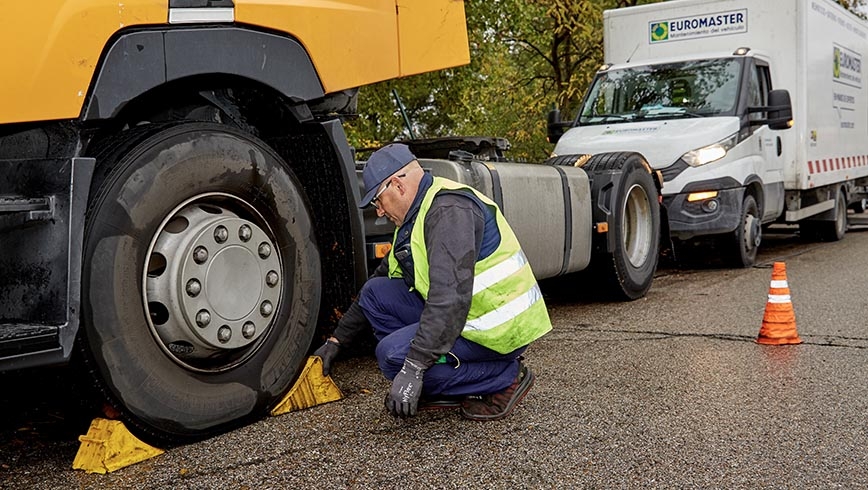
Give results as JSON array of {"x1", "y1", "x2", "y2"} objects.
[{"x1": 371, "y1": 173, "x2": 406, "y2": 209}]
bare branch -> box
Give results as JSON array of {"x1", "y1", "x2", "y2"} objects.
[{"x1": 506, "y1": 36, "x2": 555, "y2": 67}]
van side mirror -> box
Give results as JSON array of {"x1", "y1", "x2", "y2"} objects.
[
  {"x1": 547, "y1": 107, "x2": 573, "y2": 144},
  {"x1": 749, "y1": 89, "x2": 793, "y2": 131},
  {"x1": 766, "y1": 89, "x2": 793, "y2": 130}
]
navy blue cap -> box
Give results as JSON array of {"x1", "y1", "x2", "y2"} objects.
[{"x1": 358, "y1": 143, "x2": 416, "y2": 208}]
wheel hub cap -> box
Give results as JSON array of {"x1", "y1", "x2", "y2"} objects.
[
  {"x1": 745, "y1": 214, "x2": 761, "y2": 248},
  {"x1": 623, "y1": 184, "x2": 653, "y2": 267},
  {"x1": 146, "y1": 202, "x2": 281, "y2": 366}
]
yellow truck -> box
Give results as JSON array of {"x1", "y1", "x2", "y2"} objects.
[
  {"x1": 1, "y1": 0, "x2": 663, "y2": 445},
  {"x1": 0, "y1": 0, "x2": 470, "y2": 443}
]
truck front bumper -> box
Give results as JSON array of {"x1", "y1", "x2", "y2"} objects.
[{"x1": 663, "y1": 186, "x2": 745, "y2": 240}]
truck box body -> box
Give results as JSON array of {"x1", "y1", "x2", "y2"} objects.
[{"x1": 554, "y1": 0, "x2": 868, "y2": 251}]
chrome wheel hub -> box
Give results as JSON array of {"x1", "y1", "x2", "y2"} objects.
[
  {"x1": 623, "y1": 183, "x2": 654, "y2": 267},
  {"x1": 145, "y1": 197, "x2": 281, "y2": 371}
]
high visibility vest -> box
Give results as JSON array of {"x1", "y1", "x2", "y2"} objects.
[{"x1": 388, "y1": 177, "x2": 552, "y2": 354}]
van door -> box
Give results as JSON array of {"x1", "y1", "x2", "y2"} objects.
[{"x1": 751, "y1": 61, "x2": 786, "y2": 221}]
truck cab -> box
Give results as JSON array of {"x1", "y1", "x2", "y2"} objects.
[{"x1": 0, "y1": 0, "x2": 470, "y2": 444}]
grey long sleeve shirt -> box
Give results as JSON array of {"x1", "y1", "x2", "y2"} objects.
[{"x1": 406, "y1": 192, "x2": 485, "y2": 368}]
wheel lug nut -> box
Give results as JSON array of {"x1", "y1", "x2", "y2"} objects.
[
  {"x1": 218, "y1": 326, "x2": 231, "y2": 343},
  {"x1": 186, "y1": 279, "x2": 201, "y2": 297},
  {"x1": 193, "y1": 246, "x2": 208, "y2": 264},
  {"x1": 214, "y1": 225, "x2": 229, "y2": 243},
  {"x1": 242, "y1": 321, "x2": 256, "y2": 339},
  {"x1": 260, "y1": 300, "x2": 273, "y2": 317},
  {"x1": 266, "y1": 271, "x2": 279, "y2": 287},
  {"x1": 258, "y1": 242, "x2": 271, "y2": 259},
  {"x1": 196, "y1": 310, "x2": 211, "y2": 327},
  {"x1": 239, "y1": 224, "x2": 252, "y2": 242}
]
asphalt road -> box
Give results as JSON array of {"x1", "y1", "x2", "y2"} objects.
[{"x1": 3, "y1": 217, "x2": 868, "y2": 489}]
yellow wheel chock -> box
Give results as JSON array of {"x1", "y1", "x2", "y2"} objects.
[
  {"x1": 72, "y1": 418, "x2": 164, "y2": 474},
  {"x1": 270, "y1": 355, "x2": 343, "y2": 415}
]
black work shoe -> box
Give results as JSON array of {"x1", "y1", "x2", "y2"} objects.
[
  {"x1": 418, "y1": 395, "x2": 464, "y2": 411},
  {"x1": 460, "y1": 363, "x2": 534, "y2": 421}
]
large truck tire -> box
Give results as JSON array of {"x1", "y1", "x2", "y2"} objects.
[
  {"x1": 584, "y1": 152, "x2": 660, "y2": 300},
  {"x1": 724, "y1": 193, "x2": 761, "y2": 268},
  {"x1": 81, "y1": 123, "x2": 321, "y2": 444},
  {"x1": 800, "y1": 187, "x2": 847, "y2": 242}
]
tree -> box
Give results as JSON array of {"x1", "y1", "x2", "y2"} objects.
[
  {"x1": 345, "y1": 0, "x2": 554, "y2": 161},
  {"x1": 346, "y1": 2, "x2": 518, "y2": 154},
  {"x1": 510, "y1": 1, "x2": 659, "y2": 119}
]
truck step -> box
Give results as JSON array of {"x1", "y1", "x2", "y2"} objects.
[
  {"x1": 0, "y1": 323, "x2": 60, "y2": 359},
  {"x1": 0, "y1": 195, "x2": 56, "y2": 229}
]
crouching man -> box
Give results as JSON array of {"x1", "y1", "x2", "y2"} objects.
[{"x1": 315, "y1": 143, "x2": 551, "y2": 420}]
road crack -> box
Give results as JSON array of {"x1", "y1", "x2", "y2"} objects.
[{"x1": 543, "y1": 326, "x2": 868, "y2": 349}]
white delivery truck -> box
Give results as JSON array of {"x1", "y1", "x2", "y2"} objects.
[{"x1": 547, "y1": 0, "x2": 868, "y2": 266}]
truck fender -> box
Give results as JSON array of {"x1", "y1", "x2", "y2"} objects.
[
  {"x1": 742, "y1": 174, "x2": 765, "y2": 218},
  {"x1": 82, "y1": 27, "x2": 324, "y2": 121}
]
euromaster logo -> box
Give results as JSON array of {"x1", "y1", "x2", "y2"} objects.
[
  {"x1": 649, "y1": 9, "x2": 747, "y2": 43},
  {"x1": 833, "y1": 44, "x2": 862, "y2": 88},
  {"x1": 650, "y1": 22, "x2": 669, "y2": 42}
]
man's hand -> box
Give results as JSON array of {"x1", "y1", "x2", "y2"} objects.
[
  {"x1": 386, "y1": 358, "x2": 426, "y2": 417},
  {"x1": 313, "y1": 339, "x2": 340, "y2": 377}
]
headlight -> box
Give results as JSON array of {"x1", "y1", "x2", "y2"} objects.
[{"x1": 680, "y1": 133, "x2": 738, "y2": 167}]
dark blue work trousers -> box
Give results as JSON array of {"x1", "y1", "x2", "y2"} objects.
[{"x1": 358, "y1": 276, "x2": 524, "y2": 396}]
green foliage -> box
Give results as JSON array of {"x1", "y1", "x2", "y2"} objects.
[{"x1": 346, "y1": 0, "x2": 553, "y2": 160}]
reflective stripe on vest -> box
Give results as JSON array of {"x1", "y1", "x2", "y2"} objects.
[
  {"x1": 465, "y1": 283, "x2": 544, "y2": 332},
  {"x1": 472, "y1": 250, "x2": 528, "y2": 295}
]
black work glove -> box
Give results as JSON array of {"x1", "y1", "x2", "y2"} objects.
[
  {"x1": 313, "y1": 339, "x2": 340, "y2": 377},
  {"x1": 385, "y1": 358, "x2": 426, "y2": 418}
]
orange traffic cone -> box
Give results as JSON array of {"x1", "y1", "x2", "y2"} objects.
[{"x1": 757, "y1": 262, "x2": 802, "y2": 345}]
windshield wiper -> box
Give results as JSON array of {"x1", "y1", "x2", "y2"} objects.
[
  {"x1": 584, "y1": 114, "x2": 632, "y2": 123},
  {"x1": 637, "y1": 108, "x2": 705, "y2": 119}
]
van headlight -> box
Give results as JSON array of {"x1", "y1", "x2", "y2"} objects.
[{"x1": 680, "y1": 133, "x2": 738, "y2": 167}]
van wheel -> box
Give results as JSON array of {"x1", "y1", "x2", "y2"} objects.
[
  {"x1": 725, "y1": 194, "x2": 760, "y2": 268},
  {"x1": 584, "y1": 152, "x2": 660, "y2": 300},
  {"x1": 81, "y1": 123, "x2": 321, "y2": 445}
]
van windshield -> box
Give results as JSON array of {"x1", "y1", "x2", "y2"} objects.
[{"x1": 578, "y1": 58, "x2": 743, "y2": 125}]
